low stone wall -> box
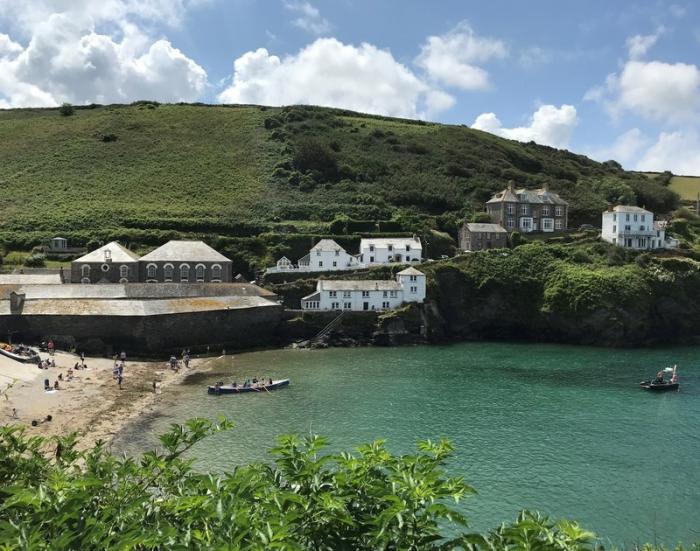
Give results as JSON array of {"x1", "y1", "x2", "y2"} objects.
[{"x1": 0, "y1": 304, "x2": 283, "y2": 355}]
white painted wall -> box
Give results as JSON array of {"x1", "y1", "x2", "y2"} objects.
[
  {"x1": 601, "y1": 209, "x2": 668, "y2": 249},
  {"x1": 359, "y1": 238, "x2": 422, "y2": 266},
  {"x1": 299, "y1": 248, "x2": 360, "y2": 272}
]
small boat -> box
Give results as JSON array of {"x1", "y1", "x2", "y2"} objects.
[
  {"x1": 208, "y1": 379, "x2": 290, "y2": 395},
  {"x1": 640, "y1": 366, "x2": 679, "y2": 392}
]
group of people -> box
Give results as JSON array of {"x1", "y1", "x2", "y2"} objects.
[
  {"x1": 167, "y1": 350, "x2": 191, "y2": 371},
  {"x1": 37, "y1": 359, "x2": 56, "y2": 369},
  {"x1": 230, "y1": 377, "x2": 274, "y2": 389},
  {"x1": 112, "y1": 351, "x2": 127, "y2": 389}
]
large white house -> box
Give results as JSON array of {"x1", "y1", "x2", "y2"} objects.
[
  {"x1": 301, "y1": 267, "x2": 426, "y2": 311},
  {"x1": 601, "y1": 206, "x2": 677, "y2": 250},
  {"x1": 359, "y1": 237, "x2": 422, "y2": 266},
  {"x1": 297, "y1": 239, "x2": 361, "y2": 272}
]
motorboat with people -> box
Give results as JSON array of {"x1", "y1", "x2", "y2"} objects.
[
  {"x1": 640, "y1": 365, "x2": 679, "y2": 392},
  {"x1": 208, "y1": 378, "x2": 290, "y2": 395}
]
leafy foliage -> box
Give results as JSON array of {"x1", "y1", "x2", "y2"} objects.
[{"x1": 0, "y1": 418, "x2": 624, "y2": 550}]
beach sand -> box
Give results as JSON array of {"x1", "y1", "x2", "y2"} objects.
[{"x1": 0, "y1": 350, "x2": 215, "y2": 450}]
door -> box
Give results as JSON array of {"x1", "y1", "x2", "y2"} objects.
[{"x1": 363, "y1": 302, "x2": 369, "y2": 311}]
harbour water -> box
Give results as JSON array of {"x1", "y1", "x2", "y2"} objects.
[{"x1": 114, "y1": 343, "x2": 700, "y2": 546}]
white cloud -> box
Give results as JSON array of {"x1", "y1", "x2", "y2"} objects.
[
  {"x1": 283, "y1": 1, "x2": 331, "y2": 36},
  {"x1": 415, "y1": 21, "x2": 507, "y2": 90},
  {"x1": 626, "y1": 27, "x2": 664, "y2": 59},
  {"x1": 636, "y1": 130, "x2": 700, "y2": 175},
  {"x1": 218, "y1": 38, "x2": 454, "y2": 119},
  {"x1": 587, "y1": 128, "x2": 649, "y2": 165},
  {"x1": 0, "y1": 1, "x2": 207, "y2": 107},
  {"x1": 471, "y1": 104, "x2": 578, "y2": 149},
  {"x1": 586, "y1": 60, "x2": 700, "y2": 123}
]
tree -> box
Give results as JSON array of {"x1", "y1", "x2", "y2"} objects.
[
  {"x1": 59, "y1": 102, "x2": 74, "y2": 116},
  {"x1": 0, "y1": 418, "x2": 692, "y2": 550}
]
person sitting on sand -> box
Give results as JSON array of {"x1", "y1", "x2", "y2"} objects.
[
  {"x1": 44, "y1": 378, "x2": 50, "y2": 391},
  {"x1": 53, "y1": 380, "x2": 59, "y2": 390}
]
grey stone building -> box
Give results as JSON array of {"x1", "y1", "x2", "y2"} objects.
[
  {"x1": 459, "y1": 223, "x2": 508, "y2": 251},
  {"x1": 71, "y1": 242, "x2": 140, "y2": 284},
  {"x1": 486, "y1": 182, "x2": 568, "y2": 233},
  {"x1": 138, "y1": 240, "x2": 232, "y2": 283}
]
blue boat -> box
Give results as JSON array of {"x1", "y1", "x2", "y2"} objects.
[{"x1": 208, "y1": 379, "x2": 290, "y2": 395}]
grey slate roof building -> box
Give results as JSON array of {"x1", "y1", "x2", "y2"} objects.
[
  {"x1": 486, "y1": 181, "x2": 568, "y2": 233},
  {"x1": 71, "y1": 241, "x2": 141, "y2": 284},
  {"x1": 458, "y1": 223, "x2": 508, "y2": 252},
  {"x1": 139, "y1": 241, "x2": 232, "y2": 283}
]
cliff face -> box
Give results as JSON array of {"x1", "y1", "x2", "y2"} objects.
[{"x1": 420, "y1": 244, "x2": 700, "y2": 347}]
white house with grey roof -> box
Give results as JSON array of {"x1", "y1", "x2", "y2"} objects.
[
  {"x1": 301, "y1": 267, "x2": 426, "y2": 311},
  {"x1": 486, "y1": 181, "x2": 568, "y2": 233},
  {"x1": 296, "y1": 239, "x2": 361, "y2": 272},
  {"x1": 139, "y1": 240, "x2": 232, "y2": 283},
  {"x1": 71, "y1": 241, "x2": 141, "y2": 284},
  {"x1": 359, "y1": 237, "x2": 422, "y2": 266},
  {"x1": 601, "y1": 206, "x2": 678, "y2": 250}
]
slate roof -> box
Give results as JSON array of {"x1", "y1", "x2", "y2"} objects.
[
  {"x1": 464, "y1": 223, "x2": 508, "y2": 233},
  {"x1": 310, "y1": 239, "x2": 346, "y2": 252},
  {"x1": 317, "y1": 279, "x2": 401, "y2": 292},
  {"x1": 397, "y1": 267, "x2": 425, "y2": 276},
  {"x1": 360, "y1": 237, "x2": 422, "y2": 249},
  {"x1": 611, "y1": 205, "x2": 652, "y2": 214},
  {"x1": 74, "y1": 241, "x2": 140, "y2": 263},
  {"x1": 140, "y1": 241, "x2": 231, "y2": 263},
  {"x1": 487, "y1": 187, "x2": 568, "y2": 206}
]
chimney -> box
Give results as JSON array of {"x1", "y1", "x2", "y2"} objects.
[
  {"x1": 10, "y1": 292, "x2": 25, "y2": 314},
  {"x1": 508, "y1": 180, "x2": 515, "y2": 192},
  {"x1": 543, "y1": 182, "x2": 549, "y2": 192}
]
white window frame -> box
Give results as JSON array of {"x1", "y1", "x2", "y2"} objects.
[
  {"x1": 329, "y1": 291, "x2": 337, "y2": 298},
  {"x1": 344, "y1": 302, "x2": 351, "y2": 309},
  {"x1": 147, "y1": 263, "x2": 157, "y2": 280},
  {"x1": 343, "y1": 291, "x2": 351, "y2": 298},
  {"x1": 506, "y1": 204, "x2": 515, "y2": 215},
  {"x1": 555, "y1": 219, "x2": 563, "y2": 230},
  {"x1": 555, "y1": 207, "x2": 563, "y2": 217},
  {"x1": 195, "y1": 263, "x2": 206, "y2": 282},
  {"x1": 81, "y1": 265, "x2": 90, "y2": 277},
  {"x1": 361, "y1": 290, "x2": 369, "y2": 297},
  {"x1": 164, "y1": 263, "x2": 174, "y2": 282},
  {"x1": 211, "y1": 264, "x2": 222, "y2": 282},
  {"x1": 180, "y1": 263, "x2": 190, "y2": 282},
  {"x1": 119, "y1": 265, "x2": 129, "y2": 279},
  {"x1": 410, "y1": 286, "x2": 417, "y2": 293}
]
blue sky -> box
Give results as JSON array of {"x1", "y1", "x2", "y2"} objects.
[{"x1": 0, "y1": 0, "x2": 699, "y2": 173}]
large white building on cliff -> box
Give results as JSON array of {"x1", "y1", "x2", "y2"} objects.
[{"x1": 601, "y1": 206, "x2": 678, "y2": 250}]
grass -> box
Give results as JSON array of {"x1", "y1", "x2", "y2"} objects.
[{"x1": 669, "y1": 176, "x2": 700, "y2": 201}]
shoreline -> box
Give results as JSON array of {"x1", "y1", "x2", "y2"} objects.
[{"x1": 0, "y1": 350, "x2": 218, "y2": 450}]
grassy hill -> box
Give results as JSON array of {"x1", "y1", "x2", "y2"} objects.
[{"x1": 0, "y1": 102, "x2": 680, "y2": 274}]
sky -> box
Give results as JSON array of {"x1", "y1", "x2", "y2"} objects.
[{"x1": 0, "y1": 0, "x2": 699, "y2": 174}]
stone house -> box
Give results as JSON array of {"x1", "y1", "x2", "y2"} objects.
[
  {"x1": 301, "y1": 267, "x2": 426, "y2": 311},
  {"x1": 359, "y1": 237, "x2": 422, "y2": 266},
  {"x1": 71, "y1": 241, "x2": 140, "y2": 284},
  {"x1": 486, "y1": 181, "x2": 568, "y2": 233},
  {"x1": 601, "y1": 206, "x2": 678, "y2": 250},
  {"x1": 139, "y1": 241, "x2": 232, "y2": 283},
  {"x1": 459, "y1": 223, "x2": 508, "y2": 251}
]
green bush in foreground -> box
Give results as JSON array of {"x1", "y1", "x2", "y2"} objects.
[{"x1": 0, "y1": 419, "x2": 693, "y2": 550}]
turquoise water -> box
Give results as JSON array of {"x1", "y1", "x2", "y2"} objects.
[{"x1": 115, "y1": 343, "x2": 700, "y2": 546}]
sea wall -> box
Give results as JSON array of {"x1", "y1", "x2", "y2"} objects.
[{"x1": 0, "y1": 304, "x2": 283, "y2": 355}]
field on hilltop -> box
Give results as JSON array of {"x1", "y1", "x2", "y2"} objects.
[{"x1": 0, "y1": 102, "x2": 680, "y2": 274}]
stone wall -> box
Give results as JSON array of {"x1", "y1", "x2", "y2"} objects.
[{"x1": 0, "y1": 304, "x2": 283, "y2": 355}]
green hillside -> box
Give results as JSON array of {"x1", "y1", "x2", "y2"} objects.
[{"x1": 0, "y1": 103, "x2": 679, "y2": 273}]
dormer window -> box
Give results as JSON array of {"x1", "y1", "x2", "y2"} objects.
[{"x1": 104, "y1": 250, "x2": 112, "y2": 262}]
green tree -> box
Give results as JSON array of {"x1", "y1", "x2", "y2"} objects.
[{"x1": 59, "y1": 102, "x2": 74, "y2": 116}]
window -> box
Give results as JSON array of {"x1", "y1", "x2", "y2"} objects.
[
  {"x1": 405, "y1": 245, "x2": 411, "y2": 251},
  {"x1": 506, "y1": 217, "x2": 515, "y2": 229},
  {"x1": 362, "y1": 291, "x2": 369, "y2": 297},
  {"x1": 164, "y1": 264, "x2": 174, "y2": 281},
  {"x1": 641, "y1": 214, "x2": 646, "y2": 221},
  {"x1": 334, "y1": 250, "x2": 339, "y2": 256},
  {"x1": 613, "y1": 225, "x2": 616, "y2": 233},
  {"x1": 369, "y1": 256, "x2": 374, "y2": 263},
  {"x1": 626, "y1": 214, "x2": 630, "y2": 221},
  {"x1": 344, "y1": 302, "x2": 352, "y2": 309},
  {"x1": 343, "y1": 291, "x2": 351, "y2": 298},
  {"x1": 555, "y1": 219, "x2": 563, "y2": 230},
  {"x1": 634, "y1": 214, "x2": 638, "y2": 222},
  {"x1": 613, "y1": 214, "x2": 617, "y2": 221},
  {"x1": 625, "y1": 225, "x2": 631, "y2": 231},
  {"x1": 195, "y1": 264, "x2": 205, "y2": 282},
  {"x1": 81, "y1": 265, "x2": 90, "y2": 277},
  {"x1": 507, "y1": 204, "x2": 515, "y2": 214},
  {"x1": 639, "y1": 225, "x2": 645, "y2": 231},
  {"x1": 147, "y1": 264, "x2": 157, "y2": 279},
  {"x1": 211, "y1": 264, "x2": 222, "y2": 282},
  {"x1": 520, "y1": 205, "x2": 529, "y2": 215},
  {"x1": 383, "y1": 291, "x2": 388, "y2": 297},
  {"x1": 409, "y1": 275, "x2": 417, "y2": 281},
  {"x1": 180, "y1": 264, "x2": 190, "y2": 282},
  {"x1": 332, "y1": 261, "x2": 337, "y2": 267},
  {"x1": 329, "y1": 291, "x2": 337, "y2": 298},
  {"x1": 369, "y1": 245, "x2": 375, "y2": 252},
  {"x1": 382, "y1": 301, "x2": 390, "y2": 308},
  {"x1": 542, "y1": 206, "x2": 550, "y2": 216},
  {"x1": 119, "y1": 265, "x2": 129, "y2": 279},
  {"x1": 332, "y1": 302, "x2": 339, "y2": 309},
  {"x1": 316, "y1": 250, "x2": 321, "y2": 256},
  {"x1": 555, "y1": 207, "x2": 563, "y2": 217},
  {"x1": 389, "y1": 291, "x2": 397, "y2": 298},
  {"x1": 319, "y1": 261, "x2": 323, "y2": 268},
  {"x1": 542, "y1": 219, "x2": 554, "y2": 231},
  {"x1": 388, "y1": 244, "x2": 393, "y2": 252},
  {"x1": 410, "y1": 286, "x2": 417, "y2": 293}
]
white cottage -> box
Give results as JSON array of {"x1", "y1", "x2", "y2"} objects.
[
  {"x1": 601, "y1": 206, "x2": 677, "y2": 250},
  {"x1": 301, "y1": 267, "x2": 426, "y2": 311},
  {"x1": 359, "y1": 237, "x2": 422, "y2": 266},
  {"x1": 297, "y1": 239, "x2": 361, "y2": 272}
]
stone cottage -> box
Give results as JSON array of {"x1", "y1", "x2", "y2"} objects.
[
  {"x1": 139, "y1": 241, "x2": 232, "y2": 283},
  {"x1": 71, "y1": 241, "x2": 140, "y2": 284},
  {"x1": 459, "y1": 223, "x2": 508, "y2": 251}
]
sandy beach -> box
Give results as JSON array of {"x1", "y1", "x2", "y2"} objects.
[{"x1": 0, "y1": 350, "x2": 216, "y2": 450}]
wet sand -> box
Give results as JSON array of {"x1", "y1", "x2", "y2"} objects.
[{"x1": 0, "y1": 350, "x2": 216, "y2": 450}]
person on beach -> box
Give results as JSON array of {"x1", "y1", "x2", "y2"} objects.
[
  {"x1": 183, "y1": 353, "x2": 190, "y2": 368},
  {"x1": 47, "y1": 340, "x2": 54, "y2": 356},
  {"x1": 53, "y1": 380, "x2": 59, "y2": 390},
  {"x1": 117, "y1": 374, "x2": 123, "y2": 389},
  {"x1": 11, "y1": 408, "x2": 17, "y2": 418},
  {"x1": 44, "y1": 378, "x2": 50, "y2": 391}
]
